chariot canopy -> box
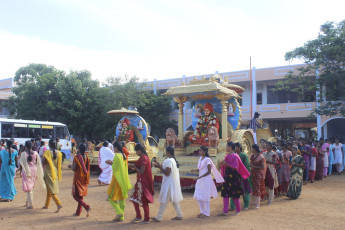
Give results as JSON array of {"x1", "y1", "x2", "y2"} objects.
[
  {"x1": 107, "y1": 107, "x2": 139, "y2": 115},
  {"x1": 162, "y1": 78, "x2": 241, "y2": 100}
]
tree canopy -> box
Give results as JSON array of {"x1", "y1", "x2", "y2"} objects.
[
  {"x1": 276, "y1": 20, "x2": 345, "y2": 117},
  {"x1": 5, "y1": 64, "x2": 175, "y2": 141}
]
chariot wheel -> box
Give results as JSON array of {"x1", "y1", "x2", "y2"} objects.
[{"x1": 231, "y1": 129, "x2": 255, "y2": 157}]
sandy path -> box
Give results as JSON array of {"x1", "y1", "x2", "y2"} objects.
[{"x1": 1, "y1": 162, "x2": 345, "y2": 230}]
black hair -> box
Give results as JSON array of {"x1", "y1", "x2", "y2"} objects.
[
  {"x1": 200, "y1": 146, "x2": 210, "y2": 157},
  {"x1": 252, "y1": 144, "x2": 260, "y2": 153},
  {"x1": 272, "y1": 145, "x2": 277, "y2": 151},
  {"x1": 260, "y1": 139, "x2": 267, "y2": 144},
  {"x1": 107, "y1": 139, "x2": 113, "y2": 143},
  {"x1": 79, "y1": 143, "x2": 86, "y2": 157},
  {"x1": 25, "y1": 140, "x2": 33, "y2": 162},
  {"x1": 72, "y1": 142, "x2": 75, "y2": 147},
  {"x1": 103, "y1": 141, "x2": 109, "y2": 147},
  {"x1": 49, "y1": 139, "x2": 57, "y2": 160},
  {"x1": 6, "y1": 139, "x2": 13, "y2": 165},
  {"x1": 31, "y1": 138, "x2": 35, "y2": 143},
  {"x1": 40, "y1": 141, "x2": 45, "y2": 146},
  {"x1": 234, "y1": 142, "x2": 243, "y2": 152},
  {"x1": 227, "y1": 141, "x2": 236, "y2": 152},
  {"x1": 166, "y1": 146, "x2": 179, "y2": 168},
  {"x1": 11, "y1": 144, "x2": 18, "y2": 151},
  {"x1": 114, "y1": 141, "x2": 126, "y2": 160},
  {"x1": 287, "y1": 141, "x2": 293, "y2": 146},
  {"x1": 134, "y1": 143, "x2": 147, "y2": 156},
  {"x1": 267, "y1": 141, "x2": 273, "y2": 147}
]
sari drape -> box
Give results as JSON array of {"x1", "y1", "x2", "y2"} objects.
[
  {"x1": 43, "y1": 150, "x2": 62, "y2": 194},
  {"x1": 0, "y1": 149, "x2": 18, "y2": 200},
  {"x1": 107, "y1": 153, "x2": 132, "y2": 201}
]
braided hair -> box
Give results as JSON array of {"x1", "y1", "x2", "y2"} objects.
[
  {"x1": 6, "y1": 139, "x2": 13, "y2": 165},
  {"x1": 25, "y1": 140, "x2": 33, "y2": 162},
  {"x1": 114, "y1": 141, "x2": 126, "y2": 160},
  {"x1": 49, "y1": 139, "x2": 57, "y2": 160},
  {"x1": 166, "y1": 146, "x2": 179, "y2": 168}
]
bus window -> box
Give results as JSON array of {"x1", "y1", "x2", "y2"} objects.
[
  {"x1": 1, "y1": 123, "x2": 13, "y2": 138},
  {"x1": 28, "y1": 124, "x2": 41, "y2": 138},
  {"x1": 42, "y1": 125, "x2": 54, "y2": 139},
  {"x1": 55, "y1": 126, "x2": 66, "y2": 139},
  {"x1": 14, "y1": 125, "x2": 28, "y2": 138}
]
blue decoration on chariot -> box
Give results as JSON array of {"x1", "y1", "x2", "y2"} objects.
[{"x1": 191, "y1": 97, "x2": 240, "y2": 132}]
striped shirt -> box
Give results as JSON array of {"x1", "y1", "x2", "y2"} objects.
[{"x1": 249, "y1": 118, "x2": 257, "y2": 132}]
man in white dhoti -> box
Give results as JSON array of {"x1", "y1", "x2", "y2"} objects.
[
  {"x1": 152, "y1": 146, "x2": 183, "y2": 222},
  {"x1": 98, "y1": 142, "x2": 115, "y2": 185}
]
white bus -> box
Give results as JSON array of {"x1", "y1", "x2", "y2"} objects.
[{"x1": 0, "y1": 118, "x2": 72, "y2": 159}]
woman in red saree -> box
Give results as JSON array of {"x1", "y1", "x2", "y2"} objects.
[
  {"x1": 129, "y1": 143, "x2": 154, "y2": 224},
  {"x1": 72, "y1": 143, "x2": 91, "y2": 217},
  {"x1": 250, "y1": 144, "x2": 266, "y2": 209}
]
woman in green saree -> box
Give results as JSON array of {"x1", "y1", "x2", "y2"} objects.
[{"x1": 286, "y1": 146, "x2": 305, "y2": 199}]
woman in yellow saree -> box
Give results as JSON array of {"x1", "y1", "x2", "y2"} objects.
[
  {"x1": 42, "y1": 139, "x2": 63, "y2": 213},
  {"x1": 106, "y1": 141, "x2": 132, "y2": 222}
]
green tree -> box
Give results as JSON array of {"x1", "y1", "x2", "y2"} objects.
[
  {"x1": 6, "y1": 64, "x2": 176, "y2": 141},
  {"x1": 138, "y1": 93, "x2": 176, "y2": 139},
  {"x1": 55, "y1": 70, "x2": 105, "y2": 139},
  {"x1": 5, "y1": 64, "x2": 64, "y2": 120},
  {"x1": 276, "y1": 20, "x2": 345, "y2": 116}
]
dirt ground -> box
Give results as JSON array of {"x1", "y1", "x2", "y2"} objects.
[{"x1": 1, "y1": 161, "x2": 345, "y2": 230}]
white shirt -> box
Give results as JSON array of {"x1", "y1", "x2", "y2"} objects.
[{"x1": 159, "y1": 158, "x2": 183, "y2": 204}]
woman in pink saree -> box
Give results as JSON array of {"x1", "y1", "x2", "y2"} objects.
[{"x1": 218, "y1": 141, "x2": 250, "y2": 216}]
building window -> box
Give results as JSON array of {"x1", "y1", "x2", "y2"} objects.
[{"x1": 257, "y1": 93, "x2": 262, "y2": 105}]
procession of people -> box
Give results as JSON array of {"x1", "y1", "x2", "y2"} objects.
[{"x1": 1, "y1": 135, "x2": 343, "y2": 225}]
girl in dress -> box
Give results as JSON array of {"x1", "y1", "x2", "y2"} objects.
[
  {"x1": 72, "y1": 143, "x2": 91, "y2": 217},
  {"x1": 42, "y1": 139, "x2": 63, "y2": 213},
  {"x1": 0, "y1": 140, "x2": 18, "y2": 202},
  {"x1": 331, "y1": 138, "x2": 344, "y2": 175},
  {"x1": 129, "y1": 143, "x2": 154, "y2": 224},
  {"x1": 218, "y1": 142, "x2": 250, "y2": 216},
  {"x1": 19, "y1": 140, "x2": 45, "y2": 209},
  {"x1": 315, "y1": 141, "x2": 324, "y2": 181},
  {"x1": 152, "y1": 146, "x2": 183, "y2": 222},
  {"x1": 106, "y1": 141, "x2": 132, "y2": 222},
  {"x1": 192, "y1": 146, "x2": 224, "y2": 218},
  {"x1": 281, "y1": 142, "x2": 292, "y2": 194},
  {"x1": 309, "y1": 141, "x2": 318, "y2": 183},
  {"x1": 230, "y1": 142, "x2": 252, "y2": 211},
  {"x1": 262, "y1": 142, "x2": 279, "y2": 205},
  {"x1": 250, "y1": 144, "x2": 266, "y2": 209}
]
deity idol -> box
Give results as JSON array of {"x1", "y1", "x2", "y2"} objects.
[
  {"x1": 189, "y1": 103, "x2": 219, "y2": 146},
  {"x1": 117, "y1": 118, "x2": 134, "y2": 143}
]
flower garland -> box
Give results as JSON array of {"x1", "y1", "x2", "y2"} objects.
[
  {"x1": 194, "y1": 113, "x2": 217, "y2": 136},
  {"x1": 118, "y1": 126, "x2": 132, "y2": 142}
]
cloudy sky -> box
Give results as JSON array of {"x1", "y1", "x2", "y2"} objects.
[{"x1": 0, "y1": 0, "x2": 344, "y2": 81}]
